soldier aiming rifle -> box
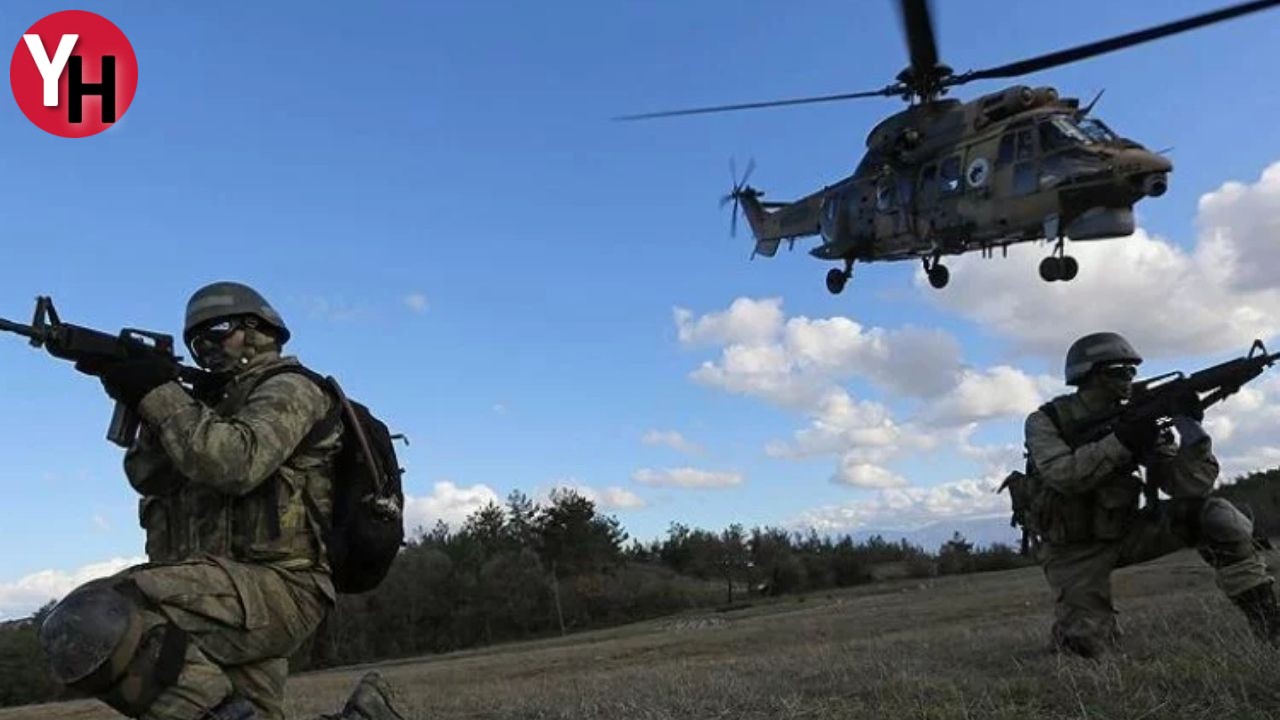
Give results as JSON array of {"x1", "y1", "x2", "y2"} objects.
[{"x1": 1003, "y1": 332, "x2": 1280, "y2": 658}]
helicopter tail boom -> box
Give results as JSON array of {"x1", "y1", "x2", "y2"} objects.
[{"x1": 734, "y1": 190, "x2": 822, "y2": 257}]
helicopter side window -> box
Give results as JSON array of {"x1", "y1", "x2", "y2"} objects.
[
  {"x1": 876, "y1": 177, "x2": 897, "y2": 211},
  {"x1": 920, "y1": 164, "x2": 936, "y2": 190},
  {"x1": 939, "y1": 156, "x2": 961, "y2": 193},
  {"x1": 998, "y1": 134, "x2": 1015, "y2": 165},
  {"x1": 1015, "y1": 129, "x2": 1036, "y2": 161}
]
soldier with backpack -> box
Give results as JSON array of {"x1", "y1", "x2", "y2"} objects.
[
  {"x1": 36, "y1": 282, "x2": 407, "y2": 720},
  {"x1": 1017, "y1": 331, "x2": 1280, "y2": 658}
]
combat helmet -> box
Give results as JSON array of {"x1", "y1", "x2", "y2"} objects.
[
  {"x1": 1064, "y1": 332, "x2": 1142, "y2": 385},
  {"x1": 184, "y1": 281, "x2": 290, "y2": 348}
]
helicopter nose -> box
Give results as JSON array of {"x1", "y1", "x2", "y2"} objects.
[
  {"x1": 1121, "y1": 151, "x2": 1172, "y2": 198},
  {"x1": 1142, "y1": 173, "x2": 1168, "y2": 198}
]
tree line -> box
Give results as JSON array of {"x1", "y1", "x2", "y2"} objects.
[{"x1": 5, "y1": 470, "x2": 1279, "y2": 708}]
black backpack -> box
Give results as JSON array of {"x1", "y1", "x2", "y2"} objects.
[{"x1": 253, "y1": 365, "x2": 406, "y2": 594}]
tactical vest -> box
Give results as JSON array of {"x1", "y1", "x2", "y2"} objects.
[
  {"x1": 1030, "y1": 394, "x2": 1143, "y2": 545},
  {"x1": 137, "y1": 356, "x2": 341, "y2": 571}
]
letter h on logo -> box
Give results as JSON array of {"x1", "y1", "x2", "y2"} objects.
[{"x1": 67, "y1": 54, "x2": 115, "y2": 123}]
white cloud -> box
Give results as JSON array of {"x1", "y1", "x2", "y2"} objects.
[
  {"x1": 678, "y1": 299, "x2": 1043, "y2": 490},
  {"x1": 765, "y1": 391, "x2": 907, "y2": 460},
  {"x1": 675, "y1": 297, "x2": 784, "y2": 346},
  {"x1": 833, "y1": 460, "x2": 908, "y2": 489},
  {"x1": 493, "y1": 403, "x2": 507, "y2": 415},
  {"x1": 1197, "y1": 374, "x2": 1280, "y2": 481},
  {"x1": 927, "y1": 161, "x2": 1280, "y2": 359},
  {"x1": 404, "y1": 481, "x2": 501, "y2": 534},
  {"x1": 632, "y1": 467, "x2": 743, "y2": 489},
  {"x1": 92, "y1": 513, "x2": 111, "y2": 532},
  {"x1": 403, "y1": 293, "x2": 429, "y2": 314},
  {"x1": 1197, "y1": 162, "x2": 1280, "y2": 293},
  {"x1": 793, "y1": 474, "x2": 1010, "y2": 533},
  {"x1": 641, "y1": 429, "x2": 702, "y2": 454},
  {"x1": 680, "y1": 303, "x2": 965, "y2": 408},
  {"x1": 925, "y1": 366, "x2": 1056, "y2": 427},
  {"x1": 545, "y1": 480, "x2": 648, "y2": 511},
  {"x1": 0, "y1": 556, "x2": 145, "y2": 620},
  {"x1": 597, "y1": 487, "x2": 647, "y2": 510}
]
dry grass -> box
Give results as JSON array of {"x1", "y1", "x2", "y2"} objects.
[{"x1": 5, "y1": 549, "x2": 1279, "y2": 720}]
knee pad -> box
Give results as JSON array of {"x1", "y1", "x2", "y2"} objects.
[
  {"x1": 39, "y1": 582, "x2": 144, "y2": 690},
  {"x1": 1201, "y1": 498, "x2": 1254, "y2": 544},
  {"x1": 39, "y1": 582, "x2": 189, "y2": 717}
]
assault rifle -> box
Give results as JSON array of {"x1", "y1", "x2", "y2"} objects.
[
  {"x1": 1070, "y1": 339, "x2": 1280, "y2": 447},
  {"x1": 1, "y1": 296, "x2": 210, "y2": 447},
  {"x1": 1000, "y1": 339, "x2": 1280, "y2": 556}
]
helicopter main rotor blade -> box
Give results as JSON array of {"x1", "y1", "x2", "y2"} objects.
[
  {"x1": 899, "y1": 0, "x2": 940, "y2": 79},
  {"x1": 613, "y1": 87, "x2": 897, "y2": 121},
  {"x1": 952, "y1": 0, "x2": 1280, "y2": 86}
]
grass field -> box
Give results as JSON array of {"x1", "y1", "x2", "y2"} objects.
[{"x1": 4, "y1": 548, "x2": 1279, "y2": 720}]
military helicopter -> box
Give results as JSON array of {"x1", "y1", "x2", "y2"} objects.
[{"x1": 619, "y1": 0, "x2": 1280, "y2": 295}]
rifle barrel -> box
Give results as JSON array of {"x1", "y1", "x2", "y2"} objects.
[{"x1": 0, "y1": 318, "x2": 40, "y2": 341}]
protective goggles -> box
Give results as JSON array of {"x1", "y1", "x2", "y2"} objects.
[
  {"x1": 1097, "y1": 363, "x2": 1137, "y2": 381},
  {"x1": 186, "y1": 319, "x2": 242, "y2": 359}
]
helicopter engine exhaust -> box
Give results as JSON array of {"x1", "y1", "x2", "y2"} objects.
[{"x1": 1142, "y1": 173, "x2": 1169, "y2": 197}]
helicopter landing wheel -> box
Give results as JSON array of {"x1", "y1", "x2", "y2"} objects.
[
  {"x1": 1039, "y1": 257, "x2": 1060, "y2": 282},
  {"x1": 927, "y1": 263, "x2": 950, "y2": 289},
  {"x1": 1039, "y1": 256, "x2": 1079, "y2": 282},
  {"x1": 1061, "y1": 256, "x2": 1079, "y2": 281},
  {"x1": 826, "y1": 267, "x2": 850, "y2": 295}
]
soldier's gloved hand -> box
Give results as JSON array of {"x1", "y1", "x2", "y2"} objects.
[
  {"x1": 1113, "y1": 413, "x2": 1159, "y2": 455},
  {"x1": 100, "y1": 356, "x2": 178, "y2": 408}
]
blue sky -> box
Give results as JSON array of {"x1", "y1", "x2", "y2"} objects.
[{"x1": 3, "y1": 0, "x2": 1280, "y2": 617}]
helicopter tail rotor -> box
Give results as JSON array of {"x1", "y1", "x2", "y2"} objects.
[{"x1": 720, "y1": 157, "x2": 759, "y2": 238}]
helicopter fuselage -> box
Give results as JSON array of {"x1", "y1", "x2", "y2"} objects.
[{"x1": 738, "y1": 85, "x2": 1172, "y2": 288}]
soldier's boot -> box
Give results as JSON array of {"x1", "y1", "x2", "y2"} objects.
[
  {"x1": 203, "y1": 695, "x2": 259, "y2": 720},
  {"x1": 1232, "y1": 583, "x2": 1280, "y2": 646},
  {"x1": 314, "y1": 672, "x2": 407, "y2": 720}
]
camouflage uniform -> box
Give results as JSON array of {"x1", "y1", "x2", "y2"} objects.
[
  {"x1": 1026, "y1": 389, "x2": 1272, "y2": 656},
  {"x1": 50, "y1": 351, "x2": 341, "y2": 720}
]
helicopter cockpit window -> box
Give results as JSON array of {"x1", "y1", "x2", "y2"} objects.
[
  {"x1": 939, "y1": 156, "x2": 961, "y2": 193},
  {"x1": 1039, "y1": 115, "x2": 1092, "y2": 151},
  {"x1": 1078, "y1": 118, "x2": 1119, "y2": 144}
]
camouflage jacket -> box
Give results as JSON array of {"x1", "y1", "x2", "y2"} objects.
[
  {"x1": 1024, "y1": 390, "x2": 1219, "y2": 543},
  {"x1": 124, "y1": 352, "x2": 342, "y2": 598}
]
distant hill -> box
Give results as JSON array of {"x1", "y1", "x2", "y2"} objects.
[{"x1": 851, "y1": 515, "x2": 1020, "y2": 553}]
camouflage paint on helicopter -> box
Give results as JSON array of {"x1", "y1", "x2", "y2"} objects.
[
  {"x1": 620, "y1": 0, "x2": 1279, "y2": 295},
  {"x1": 735, "y1": 85, "x2": 1170, "y2": 293}
]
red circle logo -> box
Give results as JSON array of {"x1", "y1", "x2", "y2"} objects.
[{"x1": 10, "y1": 11, "x2": 138, "y2": 138}]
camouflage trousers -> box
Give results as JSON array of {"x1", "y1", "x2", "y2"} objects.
[
  {"x1": 88, "y1": 557, "x2": 332, "y2": 720},
  {"x1": 1041, "y1": 497, "x2": 1270, "y2": 657}
]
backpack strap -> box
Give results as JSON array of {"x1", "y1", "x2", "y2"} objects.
[
  {"x1": 1039, "y1": 400, "x2": 1064, "y2": 435},
  {"x1": 242, "y1": 364, "x2": 343, "y2": 541},
  {"x1": 246, "y1": 364, "x2": 343, "y2": 450},
  {"x1": 251, "y1": 363, "x2": 391, "y2": 496}
]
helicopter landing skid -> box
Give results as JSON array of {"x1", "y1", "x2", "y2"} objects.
[{"x1": 1039, "y1": 236, "x2": 1079, "y2": 283}]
